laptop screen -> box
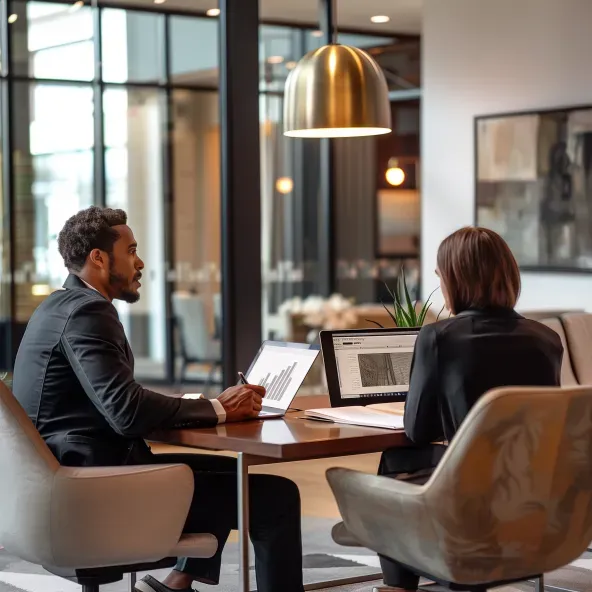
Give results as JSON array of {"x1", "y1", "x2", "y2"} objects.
[
  {"x1": 246, "y1": 343, "x2": 319, "y2": 410},
  {"x1": 332, "y1": 331, "x2": 418, "y2": 401}
]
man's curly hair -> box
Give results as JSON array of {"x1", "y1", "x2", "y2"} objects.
[{"x1": 58, "y1": 206, "x2": 128, "y2": 272}]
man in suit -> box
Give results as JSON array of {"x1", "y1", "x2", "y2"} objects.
[{"x1": 13, "y1": 206, "x2": 304, "y2": 592}]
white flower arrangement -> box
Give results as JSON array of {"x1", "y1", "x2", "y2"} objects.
[{"x1": 278, "y1": 293, "x2": 358, "y2": 343}]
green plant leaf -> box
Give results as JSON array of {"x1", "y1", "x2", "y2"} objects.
[
  {"x1": 396, "y1": 302, "x2": 414, "y2": 327},
  {"x1": 395, "y1": 307, "x2": 404, "y2": 327},
  {"x1": 418, "y1": 302, "x2": 432, "y2": 326},
  {"x1": 386, "y1": 276, "x2": 413, "y2": 327},
  {"x1": 383, "y1": 281, "x2": 396, "y2": 303},
  {"x1": 366, "y1": 319, "x2": 385, "y2": 329},
  {"x1": 436, "y1": 304, "x2": 446, "y2": 321},
  {"x1": 417, "y1": 300, "x2": 432, "y2": 325},
  {"x1": 381, "y1": 301, "x2": 398, "y2": 327},
  {"x1": 400, "y1": 268, "x2": 418, "y2": 326},
  {"x1": 390, "y1": 278, "x2": 402, "y2": 308}
]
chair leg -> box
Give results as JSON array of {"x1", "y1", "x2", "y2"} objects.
[
  {"x1": 82, "y1": 586, "x2": 100, "y2": 592},
  {"x1": 129, "y1": 572, "x2": 137, "y2": 592},
  {"x1": 536, "y1": 575, "x2": 545, "y2": 592}
]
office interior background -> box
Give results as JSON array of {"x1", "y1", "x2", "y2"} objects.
[
  {"x1": 0, "y1": 0, "x2": 590, "y2": 389},
  {"x1": 0, "y1": 0, "x2": 421, "y2": 385}
]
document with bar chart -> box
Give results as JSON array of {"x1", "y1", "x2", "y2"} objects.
[{"x1": 245, "y1": 344, "x2": 319, "y2": 410}]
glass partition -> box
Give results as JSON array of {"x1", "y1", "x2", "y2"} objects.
[
  {"x1": 0, "y1": 0, "x2": 413, "y2": 384},
  {"x1": 102, "y1": 9, "x2": 166, "y2": 84},
  {"x1": 171, "y1": 89, "x2": 222, "y2": 387},
  {"x1": 11, "y1": 1, "x2": 94, "y2": 80},
  {"x1": 103, "y1": 87, "x2": 167, "y2": 379},
  {"x1": 12, "y1": 81, "x2": 94, "y2": 323}
]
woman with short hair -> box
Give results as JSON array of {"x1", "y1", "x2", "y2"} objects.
[{"x1": 378, "y1": 226, "x2": 563, "y2": 591}]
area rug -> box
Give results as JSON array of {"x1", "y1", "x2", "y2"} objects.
[{"x1": 0, "y1": 519, "x2": 589, "y2": 592}]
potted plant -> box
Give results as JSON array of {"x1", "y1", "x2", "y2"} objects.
[{"x1": 368, "y1": 270, "x2": 446, "y2": 328}]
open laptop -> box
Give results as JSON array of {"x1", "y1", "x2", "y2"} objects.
[
  {"x1": 242, "y1": 340, "x2": 320, "y2": 418},
  {"x1": 320, "y1": 328, "x2": 419, "y2": 408}
]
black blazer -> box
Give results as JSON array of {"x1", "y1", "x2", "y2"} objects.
[
  {"x1": 13, "y1": 274, "x2": 218, "y2": 466},
  {"x1": 403, "y1": 308, "x2": 563, "y2": 446}
]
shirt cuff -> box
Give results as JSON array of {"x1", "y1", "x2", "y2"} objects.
[{"x1": 210, "y1": 398, "x2": 226, "y2": 424}]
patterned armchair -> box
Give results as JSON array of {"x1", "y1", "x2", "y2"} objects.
[{"x1": 327, "y1": 386, "x2": 592, "y2": 591}]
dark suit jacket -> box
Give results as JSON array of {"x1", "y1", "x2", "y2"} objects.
[
  {"x1": 13, "y1": 274, "x2": 218, "y2": 466},
  {"x1": 403, "y1": 308, "x2": 563, "y2": 446}
]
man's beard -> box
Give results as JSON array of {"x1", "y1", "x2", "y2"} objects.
[{"x1": 109, "y1": 270, "x2": 140, "y2": 303}]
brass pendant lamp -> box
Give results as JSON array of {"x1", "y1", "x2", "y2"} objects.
[{"x1": 283, "y1": 0, "x2": 392, "y2": 138}]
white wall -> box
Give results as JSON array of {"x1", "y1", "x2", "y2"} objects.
[{"x1": 422, "y1": 0, "x2": 592, "y2": 312}]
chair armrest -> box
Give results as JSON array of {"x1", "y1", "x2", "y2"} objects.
[
  {"x1": 326, "y1": 468, "x2": 447, "y2": 579},
  {"x1": 50, "y1": 463, "x2": 195, "y2": 568}
]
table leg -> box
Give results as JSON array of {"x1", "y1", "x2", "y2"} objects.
[{"x1": 237, "y1": 452, "x2": 250, "y2": 592}]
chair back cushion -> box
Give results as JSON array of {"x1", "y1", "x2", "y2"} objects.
[
  {"x1": 520, "y1": 309, "x2": 584, "y2": 321},
  {"x1": 539, "y1": 318, "x2": 578, "y2": 386},
  {"x1": 561, "y1": 313, "x2": 592, "y2": 385},
  {"x1": 427, "y1": 386, "x2": 592, "y2": 583},
  {"x1": 0, "y1": 381, "x2": 59, "y2": 564}
]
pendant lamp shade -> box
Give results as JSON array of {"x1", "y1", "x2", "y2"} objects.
[{"x1": 283, "y1": 44, "x2": 392, "y2": 138}]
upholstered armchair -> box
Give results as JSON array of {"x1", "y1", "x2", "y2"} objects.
[
  {"x1": 328, "y1": 386, "x2": 592, "y2": 592},
  {"x1": 0, "y1": 381, "x2": 217, "y2": 592}
]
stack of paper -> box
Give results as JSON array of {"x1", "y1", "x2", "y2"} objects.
[{"x1": 304, "y1": 406, "x2": 404, "y2": 430}]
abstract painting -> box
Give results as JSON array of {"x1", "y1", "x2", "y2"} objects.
[{"x1": 475, "y1": 107, "x2": 592, "y2": 271}]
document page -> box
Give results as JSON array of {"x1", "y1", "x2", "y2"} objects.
[{"x1": 304, "y1": 406, "x2": 404, "y2": 430}]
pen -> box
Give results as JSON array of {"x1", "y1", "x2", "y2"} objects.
[{"x1": 238, "y1": 371, "x2": 249, "y2": 385}]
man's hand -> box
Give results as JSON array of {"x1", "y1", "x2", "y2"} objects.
[{"x1": 217, "y1": 385, "x2": 265, "y2": 422}]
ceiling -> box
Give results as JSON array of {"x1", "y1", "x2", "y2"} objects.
[{"x1": 108, "y1": 0, "x2": 422, "y2": 34}]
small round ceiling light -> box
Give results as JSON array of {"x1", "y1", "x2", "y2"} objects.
[
  {"x1": 206, "y1": 8, "x2": 220, "y2": 16},
  {"x1": 276, "y1": 177, "x2": 294, "y2": 194},
  {"x1": 370, "y1": 15, "x2": 390, "y2": 24}
]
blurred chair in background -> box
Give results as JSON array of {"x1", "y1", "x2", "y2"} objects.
[{"x1": 172, "y1": 292, "x2": 221, "y2": 388}]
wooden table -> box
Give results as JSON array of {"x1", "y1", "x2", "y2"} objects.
[{"x1": 151, "y1": 399, "x2": 409, "y2": 591}]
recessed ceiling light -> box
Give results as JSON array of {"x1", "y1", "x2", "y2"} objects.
[
  {"x1": 285, "y1": 61, "x2": 297, "y2": 70},
  {"x1": 311, "y1": 30, "x2": 323, "y2": 37},
  {"x1": 206, "y1": 8, "x2": 220, "y2": 16},
  {"x1": 267, "y1": 55, "x2": 284, "y2": 65},
  {"x1": 153, "y1": 0, "x2": 166, "y2": 4},
  {"x1": 7, "y1": 13, "x2": 17, "y2": 23},
  {"x1": 370, "y1": 15, "x2": 390, "y2": 23}
]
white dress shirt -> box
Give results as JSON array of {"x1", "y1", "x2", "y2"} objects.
[{"x1": 79, "y1": 277, "x2": 226, "y2": 423}]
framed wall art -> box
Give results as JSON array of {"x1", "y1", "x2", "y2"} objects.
[{"x1": 475, "y1": 105, "x2": 592, "y2": 272}]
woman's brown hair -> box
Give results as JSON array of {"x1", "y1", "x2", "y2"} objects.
[{"x1": 437, "y1": 227, "x2": 521, "y2": 315}]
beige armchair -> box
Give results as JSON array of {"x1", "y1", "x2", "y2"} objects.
[
  {"x1": 327, "y1": 386, "x2": 592, "y2": 591},
  {"x1": 0, "y1": 381, "x2": 217, "y2": 592}
]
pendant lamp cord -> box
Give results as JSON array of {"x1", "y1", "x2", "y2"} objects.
[{"x1": 320, "y1": 0, "x2": 337, "y2": 45}]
